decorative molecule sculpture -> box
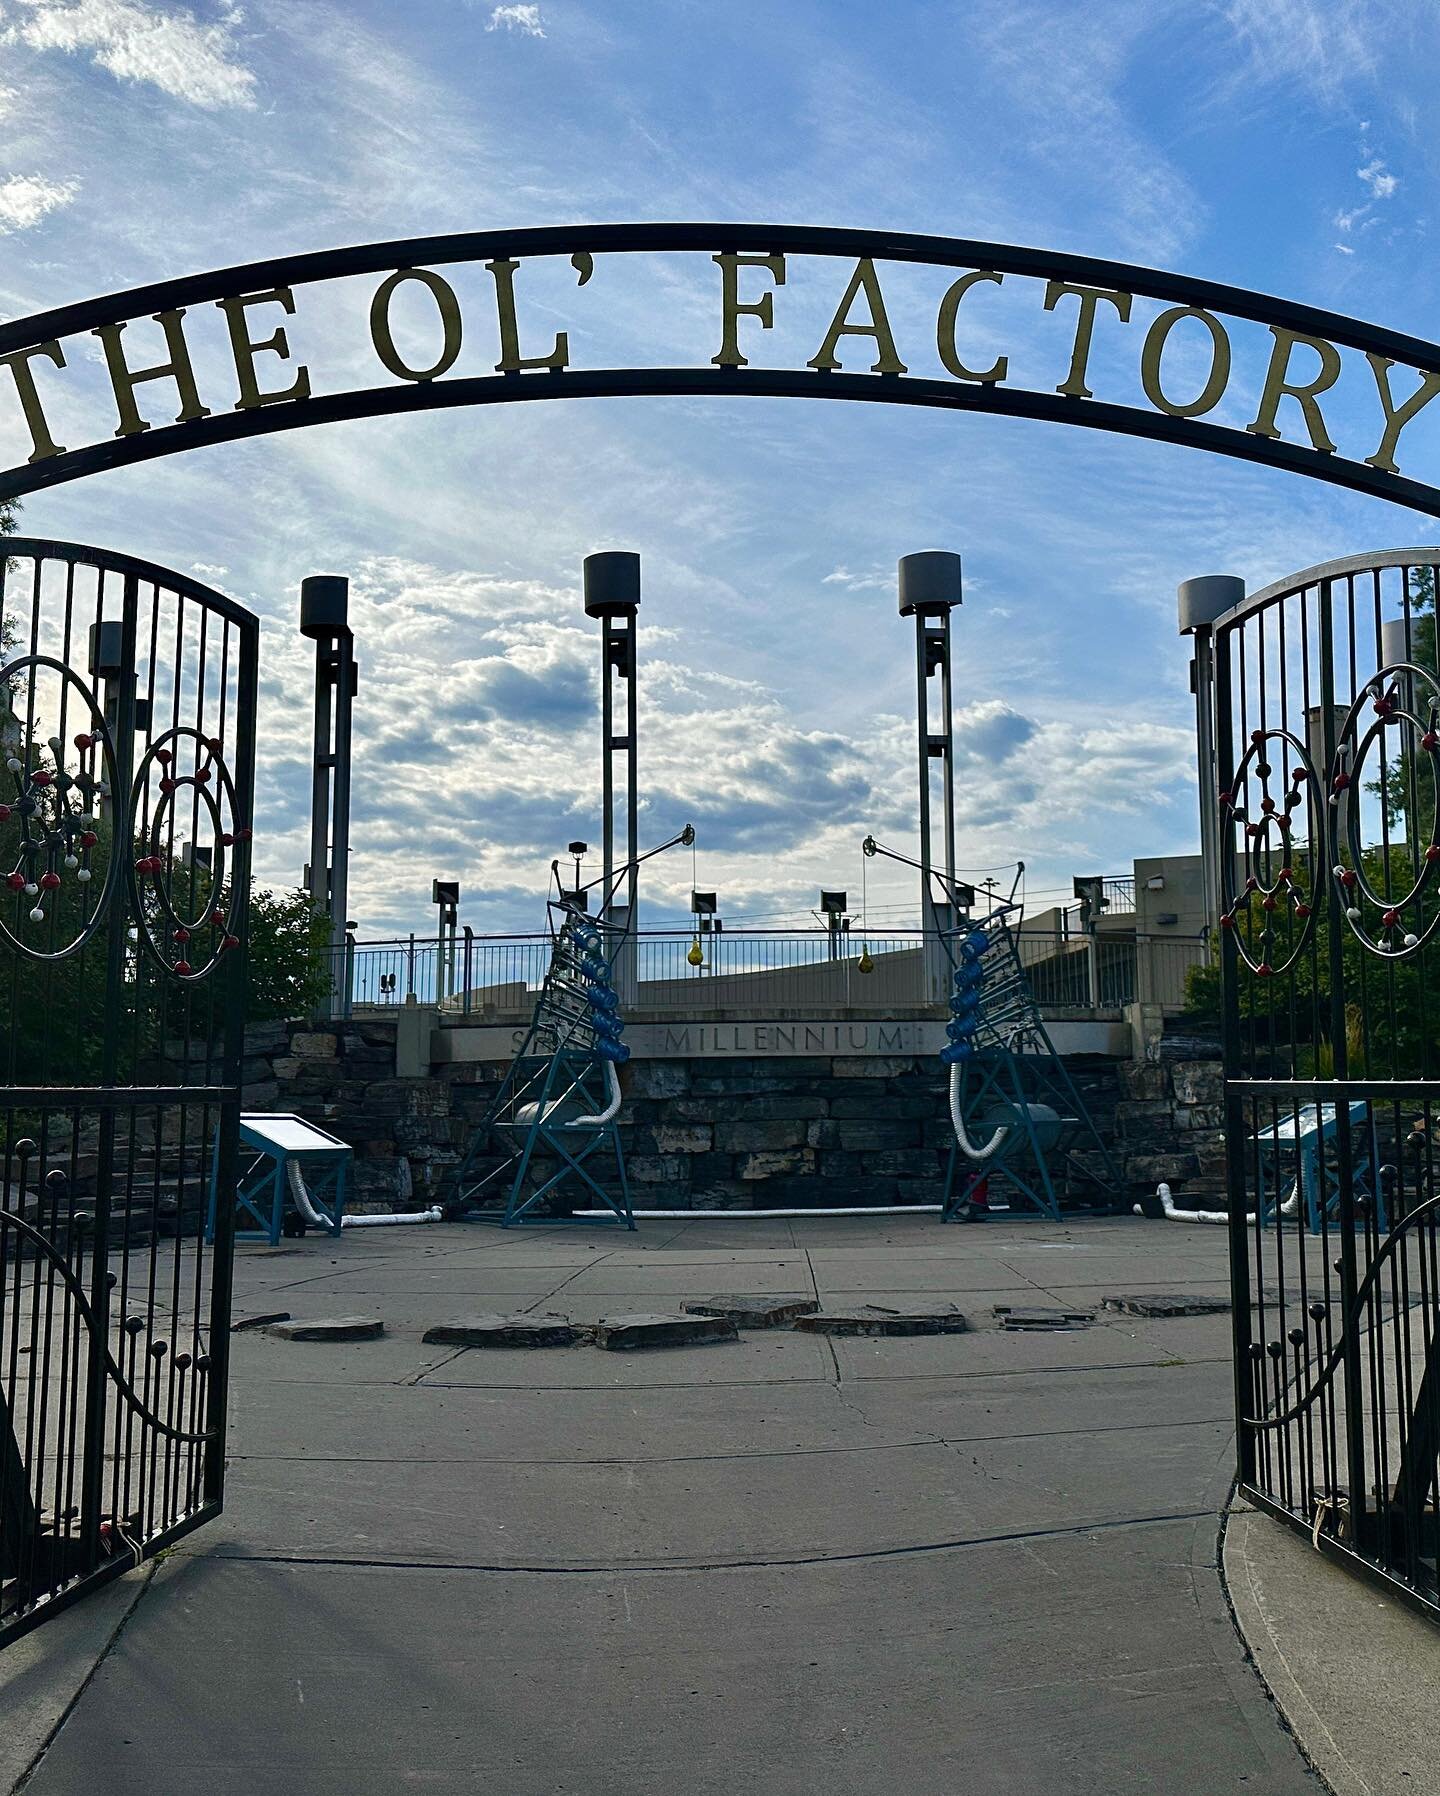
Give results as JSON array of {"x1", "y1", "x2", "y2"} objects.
[
  {"x1": 131, "y1": 726, "x2": 250, "y2": 980},
  {"x1": 0, "y1": 660, "x2": 253, "y2": 976},
  {"x1": 1220, "y1": 655, "x2": 1440, "y2": 968},
  {"x1": 1327, "y1": 663, "x2": 1440, "y2": 959},
  {"x1": 4, "y1": 732, "x2": 107, "y2": 925},
  {"x1": 0, "y1": 654, "x2": 119, "y2": 959},
  {"x1": 1217, "y1": 726, "x2": 1319, "y2": 978}
]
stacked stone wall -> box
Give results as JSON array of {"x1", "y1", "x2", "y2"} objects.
[{"x1": 241, "y1": 1016, "x2": 1228, "y2": 1212}]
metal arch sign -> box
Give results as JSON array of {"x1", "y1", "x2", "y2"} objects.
[{"x1": 4, "y1": 222, "x2": 1440, "y2": 512}]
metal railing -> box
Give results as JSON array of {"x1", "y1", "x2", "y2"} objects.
[{"x1": 331, "y1": 927, "x2": 1209, "y2": 1019}]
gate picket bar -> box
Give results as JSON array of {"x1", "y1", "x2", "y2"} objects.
[
  {"x1": 0, "y1": 539, "x2": 256, "y2": 1647},
  {"x1": 1191, "y1": 549, "x2": 1440, "y2": 1619}
]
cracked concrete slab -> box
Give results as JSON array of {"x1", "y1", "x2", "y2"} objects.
[
  {"x1": 8, "y1": 1214, "x2": 1324, "y2": 1796},
  {"x1": 21, "y1": 1519, "x2": 1313, "y2": 1796}
]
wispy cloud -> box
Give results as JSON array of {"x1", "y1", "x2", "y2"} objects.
[
  {"x1": 1357, "y1": 156, "x2": 1398, "y2": 200},
  {"x1": 963, "y1": 0, "x2": 1202, "y2": 263},
  {"x1": 2, "y1": 0, "x2": 256, "y2": 108},
  {"x1": 1219, "y1": 0, "x2": 1386, "y2": 98},
  {"x1": 821, "y1": 567, "x2": 890, "y2": 593},
  {"x1": 486, "y1": 3, "x2": 544, "y2": 37},
  {"x1": 0, "y1": 171, "x2": 77, "y2": 230},
  {"x1": 1330, "y1": 141, "x2": 1401, "y2": 255}
]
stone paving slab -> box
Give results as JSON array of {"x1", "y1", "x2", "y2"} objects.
[
  {"x1": 595, "y1": 1248, "x2": 818, "y2": 1265},
  {"x1": 1103, "y1": 1292, "x2": 1234, "y2": 1318},
  {"x1": 188, "y1": 1443, "x2": 977, "y2": 1566},
  {"x1": 795, "y1": 1302, "x2": 969, "y2": 1336},
  {"x1": 264, "y1": 1316, "x2": 384, "y2": 1342},
  {"x1": 421, "y1": 1314, "x2": 582, "y2": 1348},
  {"x1": 986, "y1": 1256, "x2": 1238, "y2": 1289},
  {"x1": 994, "y1": 1303, "x2": 1095, "y2": 1329},
  {"x1": 681, "y1": 1295, "x2": 819, "y2": 1327},
  {"x1": 1046, "y1": 1277, "x2": 1236, "y2": 1303},
  {"x1": 21, "y1": 1520, "x2": 1313, "y2": 1796},
  {"x1": 593, "y1": 1312, "x2": 740, "y2": 1350},
  {"x1": 237, "y1": 1292, "x2": 578, "y2": 1331},
  {"x1": 808, "y1": 1284, "x2": 1041, "y2": 1322}
]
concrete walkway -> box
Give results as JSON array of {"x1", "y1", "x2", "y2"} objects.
[
  {"x1": 1226, "y1": 1499, "x2": 1440, "y2": 1795},
  {"x1": 5, "y1": 1215, "x2": 1324, "y2": 1794}
]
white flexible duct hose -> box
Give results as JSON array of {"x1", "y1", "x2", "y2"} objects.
[
  {"x1": 286, "y1": 1159, "x2": 331, "y2": 1229},
  {"x1": 286, "y1": 1158, "x2": 441, "y2": 1230},
  {"x1": 948, "y1": 1062, "x2": 1008, "y2": 1163},
  {"x1": 566, "y1": 1059, "x2": 623, "y2": 1128}
]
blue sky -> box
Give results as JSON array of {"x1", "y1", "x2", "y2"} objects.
[{"x1": 0, "y1": 0, "x2": 1437, "y2": 936}]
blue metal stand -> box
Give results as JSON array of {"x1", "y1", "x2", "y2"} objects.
[
  {"x1": 1252, "y1": 1100, "x2": 1385, "y2": 1232},
  {"x1": 205, "y1": 1114, "x2": 352, "y2": 1246},
  {"x1": 939, "y1": 908, "x2": 1123, "y2": 1221},
  {"x1": 450, "y1": 903, "x2": 634, "y2": 1229}
]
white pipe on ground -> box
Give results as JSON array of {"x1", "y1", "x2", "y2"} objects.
[
  {"x1": 286, "y1": 1159, "x2": 441, "y2": 1230},
  {"x1": 342, "y1": 1208, "x2": 442, "y2": 1227},
  {"x1": 574, "y1": 1205, "x2": 943, "y2": 1219},
  {"x1": 1134, "y1": 1180, "x2": 1298, "y2": 1224}
]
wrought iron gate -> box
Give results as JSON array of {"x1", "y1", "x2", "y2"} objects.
[
  {"x1": 0, "y1": 539, "x2": 256, "y2": 1646},
  {"x1": 1198, "y1": 548, "x2": 1440, "y2": 1619}
]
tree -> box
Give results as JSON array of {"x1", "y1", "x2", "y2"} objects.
[
  {"x1": 243, "y1": 886, "x2": 334, "y2": 1021},
  {"x1": 1374, "y1": 566, "x2": 1437, "y2": 847},
  {"x1": 134, "y1": 862, "x2": 334, "y2": 1023},
  {"x1": 1184, "y1": 838, "x2": 1438, "y2": 1077}
]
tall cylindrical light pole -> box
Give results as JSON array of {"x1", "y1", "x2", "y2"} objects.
[
  {"x1": 300, "y1": 574, "x2": 357, "y2": 1020},
  {"x1": 900, "y1": 551, "x2": 962, "y2": 996},
  {"x1": 1178, "y1": 574, "x2": 1244, "y2": 942}
]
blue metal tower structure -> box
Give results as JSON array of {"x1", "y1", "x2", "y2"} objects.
[
  {"x1": 938, "y1": 900, "x2": 1123, "y2": 1221},
  {"x1": 862, "y1": 837, "x2": 1120, "y2": 1222},
  {"x1": 447, "y1": 827, "x2": 692, "y2": 1228}
]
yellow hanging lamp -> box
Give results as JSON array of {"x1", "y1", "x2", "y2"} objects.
[
  {"x1": 687, "y1": 834, "x2": 705, "y2": 966},
  {"x1": 857, "y1": 844, "x2": 874, "y2": 972}
]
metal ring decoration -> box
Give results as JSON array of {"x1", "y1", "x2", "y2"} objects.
[
  {"x1": 129, "y1": 724, "x2": 249, "y2": 980},
  {"x1": 1328, "y1": 662, "x2": 1440, "y2": 959},
  {"x1": 0, "y1": 654, "x2": 121, "y2": 960},
  {"x1": 1218, "y1": 727, "x2": 1323, "y2": 978}
]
